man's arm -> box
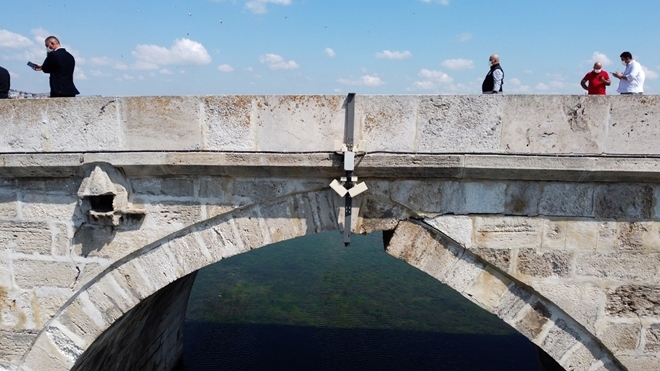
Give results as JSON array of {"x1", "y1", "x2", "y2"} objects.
[
  {"x1": 580, "y1": 77, "x2": 589, "y2": 91},
  {"x1": 601, "y1": 73, "x2": 611, "y2": 86},
  {"x1": 492, "y1": 69, "x2": 503, "y2": 92},
  {"x1": 624, "y1": 62, "x2": 641, "y2": 81}
]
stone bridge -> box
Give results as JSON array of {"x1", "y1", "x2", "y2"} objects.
[{"x1": 1, "y1": 95, "x2": 660, "y2": 371}]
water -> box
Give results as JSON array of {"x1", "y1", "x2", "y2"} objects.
[{"x1": 181, "y1": 231, "x2": 539, "y2": 370}]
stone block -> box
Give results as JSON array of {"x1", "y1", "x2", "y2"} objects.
[
  {"x1": 358, "y1": 197, "x2": 410, "y2": 235},
  {"x1": 141, "y1": 202, "x2": 202, "y2": 231},
  {"x1": 0, "y1": 329, "x2": 38, "y2": 364},
  {"x1": 606, "y1": 285, "x2": 660, "y2": 318},
  {"x1": 617, "y1": 355, "x2": 660, "y2": 371},
  {"x1": 594, "y1": 184, "x2": 653, "y2": 219},
  {"x1": 52, "y1": 223, "x2": 71, "y2": 256},
  {"x1": 19, "y1": 194, "x2": 80, "y2": 223},
  {"x1": 607, "y1": 96, "x2": 660, "y2": 154},
  {"x1": 130, "y1": 178, "x2": 195, "y2": 198},
  {"x1": 473, "y1": 216, "x2": 543, "y2": 249},
  {"x1": 0, "y1": 97, "x2": 122, "y2": 152},
  {"x1": 34, "y1": 288, "x2": 72, "y2": 328},
  {"x1": 531, "y1": 282, "x2": 603, "y2": 333},
  {"x1": 0, "y1": 221, "x2": 53, "y2": 255},
  {"x1": 202, "y1": 96, "x2": 255, "y2": 150},
  {"x1": 166, "y1": 235, "x2": 213, "y2": 275},
  {"x1": 463, "y1": 267, "x2": 511, "y2": 312},
  {"x1": 358, "y1": 96, "x2": 420, "y2": 152},
  {"x1": 576, "y1": 253, "x2": 660, "y2": 282},
  {"x1": 56, "y1": 296, "x2": 105, "y2": 346},
  {"x1": 494, "y1": 284, "x2": 534, "y2": 322},
  {"x1": 73, "y1": 262, "x2": 109, "y2": 291},
  {"x1": 560, "y1": 342, "x2": 604, "y2": 371},
  {"x1": 0, "y1": 192, "x2": 17, "y2": 219},
  {"x1": 463, "y1": 182, "x2": 506, "y2": 214},
  {"x1": 539, "y1": 183, "x2": 593, "y2": 217},
  {"x1": 290, "y1": 191, "x2": 338, "y2": 235},
  {"x1": 415, "y1": 95, "x2": 502, "y2": 152},
  {"x1": 468, "y1": 247, "x2": 511, "y2": 272},
  {"x1": 135, "y1": 246, "x2": 182, "y2": 292},
  {"x1": 501, "y1": 95, "x2": 608, "y2": 154},
  {"x1": 13, "y1": 260, "x2": 79, "y2": 289},
  {"x1": 73, "y1": 226, "x2": 156, "y2": 259},
  {"x1": 599, "y1": 322, "x2": 640, "y2": 352},
  {"x1": 564, "y1": 219, "x2": 598, "y2": 251},
  {"x1": 655, "y1": 186, "x2": 660, "y2": 220},
  {"x1": 121, "y1": 96, "x2": 202, "y2": 150},
  {"x1": 0, "y1": 289, "x2": 38, "y2": 329},
  {"x1": 616, "y1": 222, "x2": 652, "y2": 251},
  {"x1": 596, "y1": 221, "x2": 618, "y2": 251},
  {"x1": 390, "y1": 180, "x2": 452, "y2": 214},
  {"x1": 425, "y1": 215, "x2": 472, "y2": 248},
  {"x1": 197, "y1": 177, "x2": 230, "y2": 200},
  {"x1": 516, "y1": 248, "x2": 573, "y2": 278},
  {"x1": 515, "y1": 300, "x2": 552, "y2": 340},
  {"x1": 646, "y1": 324, "x2": 660, "y2": 352},
  {"x1": 541, "y1": 219, "x2": 567, "y2": 250},
  {"x1": 200, "y1": 218, "x2": 247, "y2": 261},
  {"x1": 442, "y1": 252, "x2": 485, "y2": 293},
  {"x1": 504, "y1": 182, "x2": 540, "y2": 216}
]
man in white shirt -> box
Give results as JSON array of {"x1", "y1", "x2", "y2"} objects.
[{"x1": 613, "y1": 51, "x2": 645, "y2": 94}]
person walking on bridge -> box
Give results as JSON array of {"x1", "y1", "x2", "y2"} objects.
[
  {"x1": 482, "y1": 54, "x2": 504, "y2": 94},
  {"x1": 0, "y1": 66, "x2": 9, "y2": 99},
  {"x1": 31, "y1": 36, "x2": 80, "y2": 98},
  {"x1": 580, "y1": 62, "x2": 610, "y2": 95}
]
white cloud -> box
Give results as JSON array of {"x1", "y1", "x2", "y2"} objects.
[
  {"x1": 536, "y1": 83, "x2": 550, "y2": 91},
  {"x1": 159, "y1": 68, "x2": 173, "y2": 75},
  {"x1": 421, "y1": 0, "x2": 450, "y2": 4},
  {"x1": 419, "y1": 69, "x2": 453, "y2": 83},
  {"x1": 589, "y1": 51, "x2": 612, "y2": 66},
  {"x1": 122, "y1": 74, "x2": 135, "y2": 80},
  {"x1": 218, "y1": 64, "x2": 234, "y2": 72},
  {"x1": 375, "y1": 50, "x2": 412, "y2": 60},
  {"x1": 523, "y1": 70, "x2": 533, "y2": 74},
  {"x1": 337, "y1": 74, "x2": 385, "y2": 87},
  {"x1": 89, "y1": 57, "x2": 129, "y2": 70},
  {"x1": 0, "y1": 30, "x2": 33, "y2": 49},
  {"x1": 324, "y1": 48, "x2": 335, "y2": 58},
  {"x1": 74, "y1": 69, "x2": 87, "y2": 80},
  {"x1": 456, "y1": 32, "x2": 473, "y2": 42},
  {"x1": 131, "y1": 38, "x2": 212, "y2": 69},
  {"x1": 441, "y1": 58, "x2": 474, "y2": 70},
  {"x1": 90, "y1": 70, "x2": 113, "y2": 78},
  {"x1": 245, "y1": 0, "x2": 292, "y2": 14},
  {"x1": 259, "y1": 53, "x2": 299, "y2": 70},
  {"x1": 642, "y1": 65, "x2": 658, "y2": 80},
  {"x1": 507, "y1": 77, "x2": 531, "y2": 93},
  {"x1": 410, "y1": 69, "x2": 453, "y2": 90}
]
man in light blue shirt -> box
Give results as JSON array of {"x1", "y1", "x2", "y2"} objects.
[{"x1": 613, "y1": 51, "x2": 645, "y2": 94}]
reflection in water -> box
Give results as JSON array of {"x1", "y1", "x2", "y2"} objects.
[{"x1": 182, "y1": 231, "x2": 539, "y2": 370}]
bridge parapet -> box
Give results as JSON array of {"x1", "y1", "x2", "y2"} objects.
[{"x1": 1, "y1": 95, "x2": 659, "y2": 154}]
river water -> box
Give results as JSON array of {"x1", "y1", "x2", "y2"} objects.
[{"x1": 181, "y1": 231, "x2": 539, "y2": 370}]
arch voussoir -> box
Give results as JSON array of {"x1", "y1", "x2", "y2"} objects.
[{"x1": 385, "y1": 219, "x2": 626, "y2": 371}]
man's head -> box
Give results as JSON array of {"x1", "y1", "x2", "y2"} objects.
[
  {"x1": 620, "y1": 51, "x2": 633, "y2": 65},
  {"x1": 593, "y1": 62, "x2": 602, "y2": 72},
  {"x1": 489, "y1": 54, "x2": 500, "y2": 66},
  {"x1": 44, "y1": 36, "x2": 60, "y2": 51}
]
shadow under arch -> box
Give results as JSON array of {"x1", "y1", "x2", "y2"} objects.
[{"x1": 19, "y1": 190, "x2": 625, "y2": 371}]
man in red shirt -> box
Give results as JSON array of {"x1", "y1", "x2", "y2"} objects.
[{"x1": 580, "y1": 62, "x2": 611, "y2": 95}]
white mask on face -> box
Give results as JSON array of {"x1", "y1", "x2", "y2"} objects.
[
  {"x1": 593, "y1": 69, "x2": 601, "y2": 73},
  {"x1": 622, "y1": 60, "x2": 628, "y2": 66}
]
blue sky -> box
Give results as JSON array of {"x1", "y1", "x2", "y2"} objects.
[{"x1": 1, "y1": 0, "x2": 658, "y2": 96}]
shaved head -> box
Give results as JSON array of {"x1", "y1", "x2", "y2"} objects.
[
  {"x1": 593, "y1": 62, "x2": 602, "y2": 69},
  {"x1": 489, "y1": 54, "x2": 500, "y2": 64}
]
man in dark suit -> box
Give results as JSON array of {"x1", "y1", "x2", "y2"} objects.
[
  {"x1": 0, "y1": 66, "x2": 9, "y2": 99},
  {"x1": 34, "y1": 36, "x2": 80, "y2": 97}
]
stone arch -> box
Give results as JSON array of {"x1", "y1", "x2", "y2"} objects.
[{"x1": 19, "y1": 191, "x2": 624, "y2": 371}]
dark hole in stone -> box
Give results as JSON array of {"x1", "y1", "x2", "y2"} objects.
[{"x1": 88, "y1": 195, "x2": 114, "y2": 212}]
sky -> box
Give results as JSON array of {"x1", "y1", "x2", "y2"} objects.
[{"x1": 1, "y1": 0, "x2": 659, "y2": 96}]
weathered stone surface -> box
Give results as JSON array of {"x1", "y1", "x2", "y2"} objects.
[
  {"x1": 121, "y1": 97, "x2": 201, "y2": 150},
  {"x1": 130, "y1": 178, "x2": 195, "y2": 198},
  {"x1": 599, "y1": 322, "x2": 640, "y2": 352},
  {"x1": 473, "y1": 216, "x2": 543, "y2": 249},
  {"x1": 501, "y1": 95, "x2": 608, "y2": 154},
  {"x1": 644, "y1": 324, "x2": 660, "y2": 352},
  {"x1": 542, "y1": 318, "x2": 582, "y2": 360},
  {"x1": 202, "y1": 96, "x2": 254, "y2": 151},
  {"x1": 13, "y1": 260, "x2": 79, "y2": 289},
  {"x1": 425, "y1": 215, "x2": 473, "y2": 247},
  {"x1": 357, "y1": 197, "x2": 409, "y2": 234},
  {"x1": 140, "y1": 202, "x2": 202, "y2": 231},
  {"x1": 607, "y1": 96, "x2": 660, "y2": 154},
  {"x1": 0, "y1": 192, "x2": 17, "y2": 219},
  {"x1": 0, "y1": 289, "x2": 39, "y2": 329},
  {"x1": 463, "y1": 267, "x2": 510, "y2": 311},
  {"x1": 468, "y1": 247, "x2": 511, "y2": 272},
  {"x1": 606, "y1": 285, "x2": 660, "y2": 317},
  {"x1": 516, "y1": 301, "x2": 552, "y2": 340},
  {"x1": 617, "y1": 355, "x2": 660, "y2": 371},
  {"x1": 539, "y1": 183, "x2": 593, "y2": 217},
  {"x1": 19, "y1": 194, "x2": 80, "y2": 223},
  {"x1": 616, "y1": 222, "x2": 651, "y2": 251},
  {"x1": 516, "y1": 248, "x2": 573, "y2": 278},
  {"x1": 494, "y1": 283, "x2": 534, "y2": 322},
  {"x1": 576, "y1": 253, "x2": 660, "y2": 281},
  {"x1": 0, "y1": 221, "x2": 54, "y2": 255},
  {"x1": 0, "y1": 328, "x2": 38, "y2": 363},
  {"x1": 415, "y1": 95, "x2": 502, "y2": 152},
  {"x1": 504, "y1": 182, "x2": 540, "y2": 216},
  {"x1": 594, "y1": 184, "x2": 654, "y2": 219},
  {"x1": 531, "y1": 282, "x2": 603, "y2": 333}
]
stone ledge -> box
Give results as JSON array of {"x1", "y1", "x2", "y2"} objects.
[{"x1": 1, "y1": 152, "x2": 660, "y2": 182}]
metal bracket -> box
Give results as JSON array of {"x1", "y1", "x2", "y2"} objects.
[{"x1": 329, "y1": 93, "x2": 368, "y2": 246}]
